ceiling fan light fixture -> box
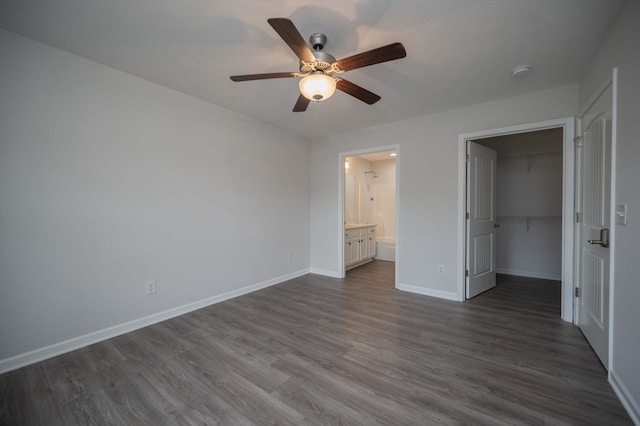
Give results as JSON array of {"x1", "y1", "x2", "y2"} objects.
[{"x1": 299, "y1": 73, "x2": 337, "y2": 101}]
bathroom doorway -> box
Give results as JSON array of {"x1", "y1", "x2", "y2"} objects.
[{"x1": 341, "y1": 146, "x2": 399, "y2": 278}]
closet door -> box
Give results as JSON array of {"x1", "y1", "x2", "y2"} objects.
[{"x1": 466, "y1": 141, "x2": 497, "y2": 298}]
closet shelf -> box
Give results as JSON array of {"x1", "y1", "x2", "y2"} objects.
[
  {"x1": 496, "y1": 215, "x2": 562, "y2": 232},
  {"x1": 497, "y1": 151, "x2": 562, "y2": 160}
]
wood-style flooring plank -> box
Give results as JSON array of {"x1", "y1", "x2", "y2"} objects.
[{"x1": 0, "y1": 261, "x2": 632, "y2": 425}]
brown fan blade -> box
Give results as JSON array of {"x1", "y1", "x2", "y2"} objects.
[
  {"x1": 336, "y1": 42, "x2": 406, "y2": 72},
  {"x1": 336, "y1": 79, "x2": 381, "y2": 105},
  {"x1": 293, "y1": 94, "x2": 310, "y2": 112},
  {"x1": 230, "y1": 72, "x2": 296, "y2": 82},
  {"x1": 268, "y1": 18, "x2": 316, "y2": 63}
]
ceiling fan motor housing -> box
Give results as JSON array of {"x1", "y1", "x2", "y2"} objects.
[
  {"x1": 300, "y1": 50, "x2": 336, "y2": 74},
  {"x1": 298, "y1": 34, "x2": 337, "y2": 74},
  {"x1": 309, "y1": 33, "x2": 327, "y2": 50}
]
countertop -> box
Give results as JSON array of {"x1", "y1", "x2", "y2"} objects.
[{"x1": 345, "y1": 224, "x2": 376, "y2": 229}]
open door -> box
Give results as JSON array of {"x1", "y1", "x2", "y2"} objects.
[
  {"x1": 466, "y1": 141, "x2": 498, "y2": 298},
  {"x1": 576, "y1": 82, "x2": 613, "y2": 368}
]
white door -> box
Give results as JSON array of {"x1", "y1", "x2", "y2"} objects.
[
  {"x1": 466, "y1": 141, "x2": 498, "y2": 298},
  {"x1": 577, "y1": 83, "x2": 612, "y2": 368}
]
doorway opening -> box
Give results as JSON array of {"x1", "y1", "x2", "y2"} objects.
[
  {"x1": 480, "y1": 129, "x2": 564, "y2": 279},
  {"x1": 340, "y1": 146, "x2": 399, "y2": 283},
  {"x1": 458, "y1": 117, "x2": 575, "y2": 322},
  {"x1": 470, "y1": 129, "x2": 564, "y2": 310}
]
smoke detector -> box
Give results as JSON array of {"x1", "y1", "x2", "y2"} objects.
[{"x1": 510, "y1": 65, "x2": 532, "y2": 78}]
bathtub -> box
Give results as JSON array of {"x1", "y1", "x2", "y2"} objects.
[{"x1": 375, "y1": 237, "x2": 396, "y2": 262}]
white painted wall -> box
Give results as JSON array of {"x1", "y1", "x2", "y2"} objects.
[
  {"x1": 310, "y1": 85, "x2": 578, "y2": 299},
  {"x1": 345, "y1": 156, "x2": 396, "y2": 241},
  {"x1": 344, "y1": 156, "x2": 371, "y2": 224},
  {"x1": 495, "y1": 153, "x2": 563, "y2": 280},
  {"x1": 0, "y1": 29, "x2": 310, "y2": 369},
  {"x1": 481, "y1": 130, "x2": 563, "y2": 280},
  {"x1": 579, "y1": 1, "x2": 640, "y2": 422},
  {"x1": 370, "y1": 159, "x2": 396, "y2": 243}
]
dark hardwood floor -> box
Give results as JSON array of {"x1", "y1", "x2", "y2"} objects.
[{"x1": 0, "y1": 261, "x2": 631, "y2": 425}]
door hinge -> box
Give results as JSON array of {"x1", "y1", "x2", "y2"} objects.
[
  {"x1": 466, "y1": 154, "x2": 470, "y2": 162},
  {"x1": 466, "y1": 212, "x2": 470, "y2": 220},
  {"x1": 575, "y1": 287, "x2": 580, "y2": 298},
  {"x1": 574, "y1": 136, "x2": 583, "y2": 148},
  {"x1": 576, "y1": 212, "x2": 581, "y2": 223},
  {"x1": 465, "y1": 269, "x2": 469, "y2": 277}
]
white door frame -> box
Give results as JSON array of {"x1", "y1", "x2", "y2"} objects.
[
  {"x1": 457, "y1": 117, "x2": 575, "y2": 322},
  {"x1": 338, "y1": 144, "x2": 400, "y2": 288}
]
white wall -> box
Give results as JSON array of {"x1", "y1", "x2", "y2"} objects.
[
  {"x1": 0, "y1": 29, "x2": 310, "y2": 369},
  {"x1": 370, "y1": 159, "x2": 396, "y2": 242},
  {"x1": 310, "y1": 84, "x2": 577, "y2": 299},
  {"x1": 579, "y1": 1, "x2": 640, "y2": 422},
  {"x1": 345, "y1": 156, "x2": 396, "y2": 239},
  {"x1": 482, "y1": 130, "x2": 563, "y2": 280},
  {"x1": 344, "y1": 156, "x2": 371, "y2": 224}
]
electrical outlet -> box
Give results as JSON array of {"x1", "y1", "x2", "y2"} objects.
[
  {"x1": 287, "y1": 252, "x2": 293, "y2": 262},
  {"x1": 145, "y1": 280, "x2": 157, "y2": 295},
  {"x1": 437, "y1": 264, "x2": 445, "y2": 274}
]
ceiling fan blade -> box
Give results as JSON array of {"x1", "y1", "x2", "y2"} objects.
[
  {"x1": 336, "y1": 79, "x2": 381, "y2": 105},
  {"x1": 336, "y1": 42, "x2": 406, "y2": 72},
  {"x1": 230, "y1": 72, "x2": 297, "y2": 82},
  {"x1": 293, "y1": 94, "x2": 310, "y2": 112},
  {"x1": 268, "y1": 18, "x2": 316, "y2": 63}
]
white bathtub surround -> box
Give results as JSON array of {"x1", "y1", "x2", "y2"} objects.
[{"x1": 375, "y1": 237, "x2": 396, "y2": 262}]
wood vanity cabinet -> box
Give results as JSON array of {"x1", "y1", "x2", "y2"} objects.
[{"x1": 345, "y1": 225, "x2": 376, "y2": 270}]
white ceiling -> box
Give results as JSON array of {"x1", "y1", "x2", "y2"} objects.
[{"x1": 0, "y1": 0, "x2": 626, "y2": 140}]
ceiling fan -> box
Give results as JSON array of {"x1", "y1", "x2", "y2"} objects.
[{"x1": 230, "y1": 18, "x2": 407, "y2": 112}]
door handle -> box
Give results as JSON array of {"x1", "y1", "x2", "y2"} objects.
[{"x1": 588, "y1": 228, "x2": 609, "y2": 248}]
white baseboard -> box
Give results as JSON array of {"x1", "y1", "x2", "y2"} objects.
[
  {"x1": 610, "y1": 369, "x2": 640, "y2": 425},
  {"x1": 374, "y1": 253, "x2": 395, "y2": 262},
  {"x1": 0, "y1": 268, "x2": 309, "y2": 375},
  {"x1": 396, "y1": 283, "x2": 459, "y2": 301},
  {"x1": 496, "y1": 268, "x2": 561, "y2": 281},
  {"x1": 309, "y1": 268, "x2": 342, "y2": 278}
]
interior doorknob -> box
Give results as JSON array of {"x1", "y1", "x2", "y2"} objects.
[{"x1": 588, "y1": 228, "x2": 609, "y2": 248}]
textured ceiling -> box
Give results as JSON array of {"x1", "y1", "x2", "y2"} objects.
[{"x1": 0, "y1": 0, "x2": 626, "y2": 140}]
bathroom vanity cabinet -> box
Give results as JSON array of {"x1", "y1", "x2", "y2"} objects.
[{"x1": 344, "y1": 225, "x2": 376, "y2": 270}]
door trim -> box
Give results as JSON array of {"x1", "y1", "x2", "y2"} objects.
[
  {"x1": 457, "y1": 117, "x2": 575, "y2": 322},
  {"x1": 338, "y1": 144, "x2": 400, "y2": 288}
]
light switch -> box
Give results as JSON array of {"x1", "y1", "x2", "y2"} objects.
[{"x1": 616, "y1": 203, "x2": 627, "y2": 225}]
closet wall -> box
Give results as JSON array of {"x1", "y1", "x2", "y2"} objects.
[{"x1": 481, "y1": 128, "x2": 563, "y2": 281}]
